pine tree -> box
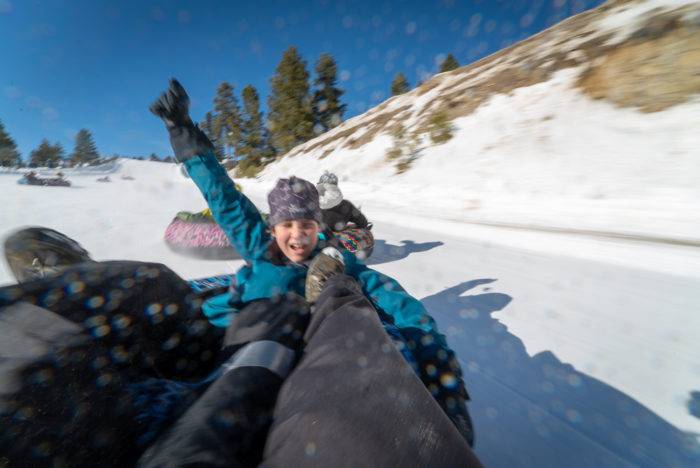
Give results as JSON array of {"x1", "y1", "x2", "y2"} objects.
[
  {"x1": 390, "y1": 73, "x2": 410, "y2": 96},
  {"x1": 312, "y1": 53, "x2": 346, "y2": 133},
  {"x1": 71, "y1": 129, "x2": 100, "y2": 165},
  {"x1": 213, "y1": 82, "x2": 242, "y2": 160},
  {"x1": 439, "y1": 53, "x2": 460, "y2": 73},
  {"x1": 199, "y1": 111, "x2": 225, "y2": 160},
  {"x1": 237, "y1": 84, "x2": 271, "y2": 176},
  {"x1": 149, "y1": 153, "x2": 159, "y2": 161},
  {"x1": 267, "y1": 46, "x2": 314, "y2": 155},
  {"x1": 0, "y1": 120, "x2": 21, "y2": 167},
  {"x1": 30, "y1": 139, "x2": 64, "y2": 168}
]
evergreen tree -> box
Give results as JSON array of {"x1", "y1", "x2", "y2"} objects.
[
  {"x1": 70, "y1": 129, "x2": 100, "y2": 165},
  {"x1": 149, "y1": 153, "x2": 159, "y2": 161},
  {"x1": 0, "y1": 120, "x2": 21, "y2": 167},
  {"x1": 312, "y1": 53, "x2": 346, "y2": 133},
  {"x1": 237, "y1": 84, "x2": 271, "y2": 176},
  {"x1": 267, "y1": 46, "x2": 314, "y2": 155},
  {"x1": 439, "y1": 53, "x2": 460, "y2": 73},
  {"x1": 30, "y1": 139, "x2": 64, "y2": 168},
  {"x1": 390, "y1": 73, "x2": 410, "y2": 96},
  {"x1": 213, "y1": 82, "x2": 242, "y2": 160},
  {"x1": 199, "y1": 111, "x2": 225, "y2": 160}
]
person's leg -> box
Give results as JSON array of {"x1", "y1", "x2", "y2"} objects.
[
  {"x1": 262, "y1": 275, "x2": 483, "y2": 468},
  {"x1": 0, "y1": 301, "x2": 149, "y2": 466},
  {"x1": 0, "y1": 261, "x2": 227, "y2": 465},
  {"x1": 0, "y1": 260, "x2": 223, "y2": 380},
  {"x1": 138, "y1": 294, "x2": 311, "y2": 468}
]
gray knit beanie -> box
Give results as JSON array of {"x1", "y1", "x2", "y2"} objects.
[{"x1": 267, "y1": 176, "x2": 322, "y2": 226}]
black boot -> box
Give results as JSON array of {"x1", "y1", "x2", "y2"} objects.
[{"x1": 4, "y1": 226, "x2": 94, "y2": 283}]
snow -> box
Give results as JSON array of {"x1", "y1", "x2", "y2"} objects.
[
  {"x1": 2, "y1": 1, "x2": 699, "y2": 464},
  {"x1": 2, "y1": 156, "x2": 699, "y2": 466},
  {"x1": 597, "y1": 0, "x2": 700, "y2": 44},
  {"x1": 260, "y1": 67, "x2": 700, "y2": 244}
]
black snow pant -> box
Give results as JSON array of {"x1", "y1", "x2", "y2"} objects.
[
  {"x1": 1, "y1": 263, "x2": 481, "y2": 467},
  {"x1": 261, "y1": 275, "x2": 482, "y2": 468},
  {"x1": 0, "y1": 261, "x2": 225, "y2": 467},
  {"x1": 138, "y1": 275, "x2": 482, "y2": 468},
  {"x1": 137, "y1": 294, "x2": 311, "y2": 467}
]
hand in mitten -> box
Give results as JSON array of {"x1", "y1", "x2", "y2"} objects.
[{"x1": 150, "y1": 79, "x2": 214, "y2": 161}]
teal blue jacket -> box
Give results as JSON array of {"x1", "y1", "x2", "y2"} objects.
[{"x1": 185, "y1": 152, "x2": 450, "y2": 352}]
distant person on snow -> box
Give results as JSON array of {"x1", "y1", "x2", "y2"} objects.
[{"x1": 316, "y1": 170, "x2": 369, "y2": 236}]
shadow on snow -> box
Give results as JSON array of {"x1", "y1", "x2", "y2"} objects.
[
  {"x1": 421, "y1": 279, "x2": 700, "y2": 468},
  {"x1": 366, "y1": 239, "x2": 444, "y2": 265}
]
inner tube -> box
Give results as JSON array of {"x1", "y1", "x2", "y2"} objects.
[
  {"x1": 165, "y1": 209, "x2": 374, "y2": 260},
  {"x1": 18, "y1": 176, "x2": 71, "y2": 187},
  {"x1": 164, "y1": 217, "x2": 240, "y2": 260},
  {"x1": 334, "y1": 227, "x2": 374, "y2": 258}
]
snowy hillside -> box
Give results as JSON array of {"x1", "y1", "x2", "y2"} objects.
[
  {"x1": 2, "y1": 157, "x2": 700, "y2": 466},
  {"x1": 2, "y1": 0, "x2": 700, "y2": 466},
  {"x1": 253, "y1": 0, "x2": 700, "y2": 245}
]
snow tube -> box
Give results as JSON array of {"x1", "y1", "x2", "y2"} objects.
[
  {"x1": 335, "y1": 226, "x2": 375, "y2": 259},
  {"x1": 17, "y1": 174, "x2": 71, "y2": 187},
  {"x1": 165, "y1": 207, "x2": 374, "y2": 260},
  {"x1": 164, "y1": 212, "x2": 241, "y2": 260}
]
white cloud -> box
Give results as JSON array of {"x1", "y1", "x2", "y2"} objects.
[
  {"x1": 0, "y1": 0, "x2": 12, "y2": 14},
  {"x1": 177, "y1": 10, "x2": 190, "y2": 24},
  {"x1": 25, "y1": 95, "x2": 59, "y2": 121},
  {"x1": 42, "y1": 107, "x2": 59, "y2": 120},
  {"x1": 3, "y1": 85, "x2": 21, "y2": 99},
  {"x1": 26, "y1": 96, "x2": 45, "y2": 108},
  {"x1": 64, "y1": 128, "x2": 78, "y2": 140},
  {"x1": 150, "y1": 8, "x2": 164, "y2": 22}
]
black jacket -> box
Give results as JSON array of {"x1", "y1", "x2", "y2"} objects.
[{"x1": 321, "y1": 199, "x2": 368, "y2": 234}]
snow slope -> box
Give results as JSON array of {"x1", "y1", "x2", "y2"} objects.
[
  {"x1": 2, "y1": 0, "x2": 699, "y2": 465},
  {"x1": 255, "y1": 0, "x2": 700, "y2": 245},
  {"x1": 2, "y1": 158, "x2": 699, "y2": 467}
]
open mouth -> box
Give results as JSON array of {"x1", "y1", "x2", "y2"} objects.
[{"x1": 289, "y1": 242, "x2": 306, "y2": 254}]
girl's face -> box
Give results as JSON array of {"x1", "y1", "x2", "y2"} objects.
[{"x1": 272, "y1": 219, "x2": 320, "y2": 263}]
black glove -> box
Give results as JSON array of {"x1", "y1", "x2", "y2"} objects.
[{"x1": 150, "y1": 79, "x2": 214, "y2": 162}]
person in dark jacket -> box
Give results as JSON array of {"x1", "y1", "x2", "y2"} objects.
[
  {"x1": 150, "y1": 79, "x2": 474, "y2": 446},
  {"x1": 316, "y1": 170, "x2": 369, "y2": 236}
]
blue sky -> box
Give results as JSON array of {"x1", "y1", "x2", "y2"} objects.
[{"x1": 0, "y1": 0, "x2": 604, "y2": 159}]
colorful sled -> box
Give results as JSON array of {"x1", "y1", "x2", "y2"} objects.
[
  {"x1": 165, "y1": 206, "x2": 373, "y2": 260},
  {"x1": 164, "y1": 212, "x2": 241, "y2": 260},
  {"x1": 335, "y1": 226, "x2": 375, "y2": 259}
]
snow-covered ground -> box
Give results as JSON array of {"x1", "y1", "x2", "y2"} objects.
[
  {"x1": 2, "y1": 2, "x2": 699, "y2": 461},
  {"x1": 259, "y1": 67, "x2": 700, "y2": 245},
  {"x1": 2, "y1": 158, "x2": 699, "y2": 467}
]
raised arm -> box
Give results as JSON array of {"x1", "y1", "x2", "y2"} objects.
[{"x1": 150, "y1": 79, "x2": 270, "y2": 261}]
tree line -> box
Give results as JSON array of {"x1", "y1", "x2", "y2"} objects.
[
  {"x1": 1, "y1": 49, "x2": 460, "y2": 172},
  {"x1": 199, "y1": 47, "x2": 349, "y2": 176},
  {"x1": 200, "y1": 48, "x2": 458, "y2": 176},
  {"x1": 0, "y1": 123, "x2": 103, "y2": 168}
]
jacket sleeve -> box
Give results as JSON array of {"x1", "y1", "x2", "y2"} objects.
[
  {"x1": 345, "y1": 201, "x2": 368, "y2": 228},
  {"x1": 346, "y1": 254, "x2": 469, "y2": 400},
  {"x1": 345, "y1": 254, "x2": 444, "y2": 344},
  {"x1": 183, "y1": 152, "x2": 270, "y2": 262}
]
